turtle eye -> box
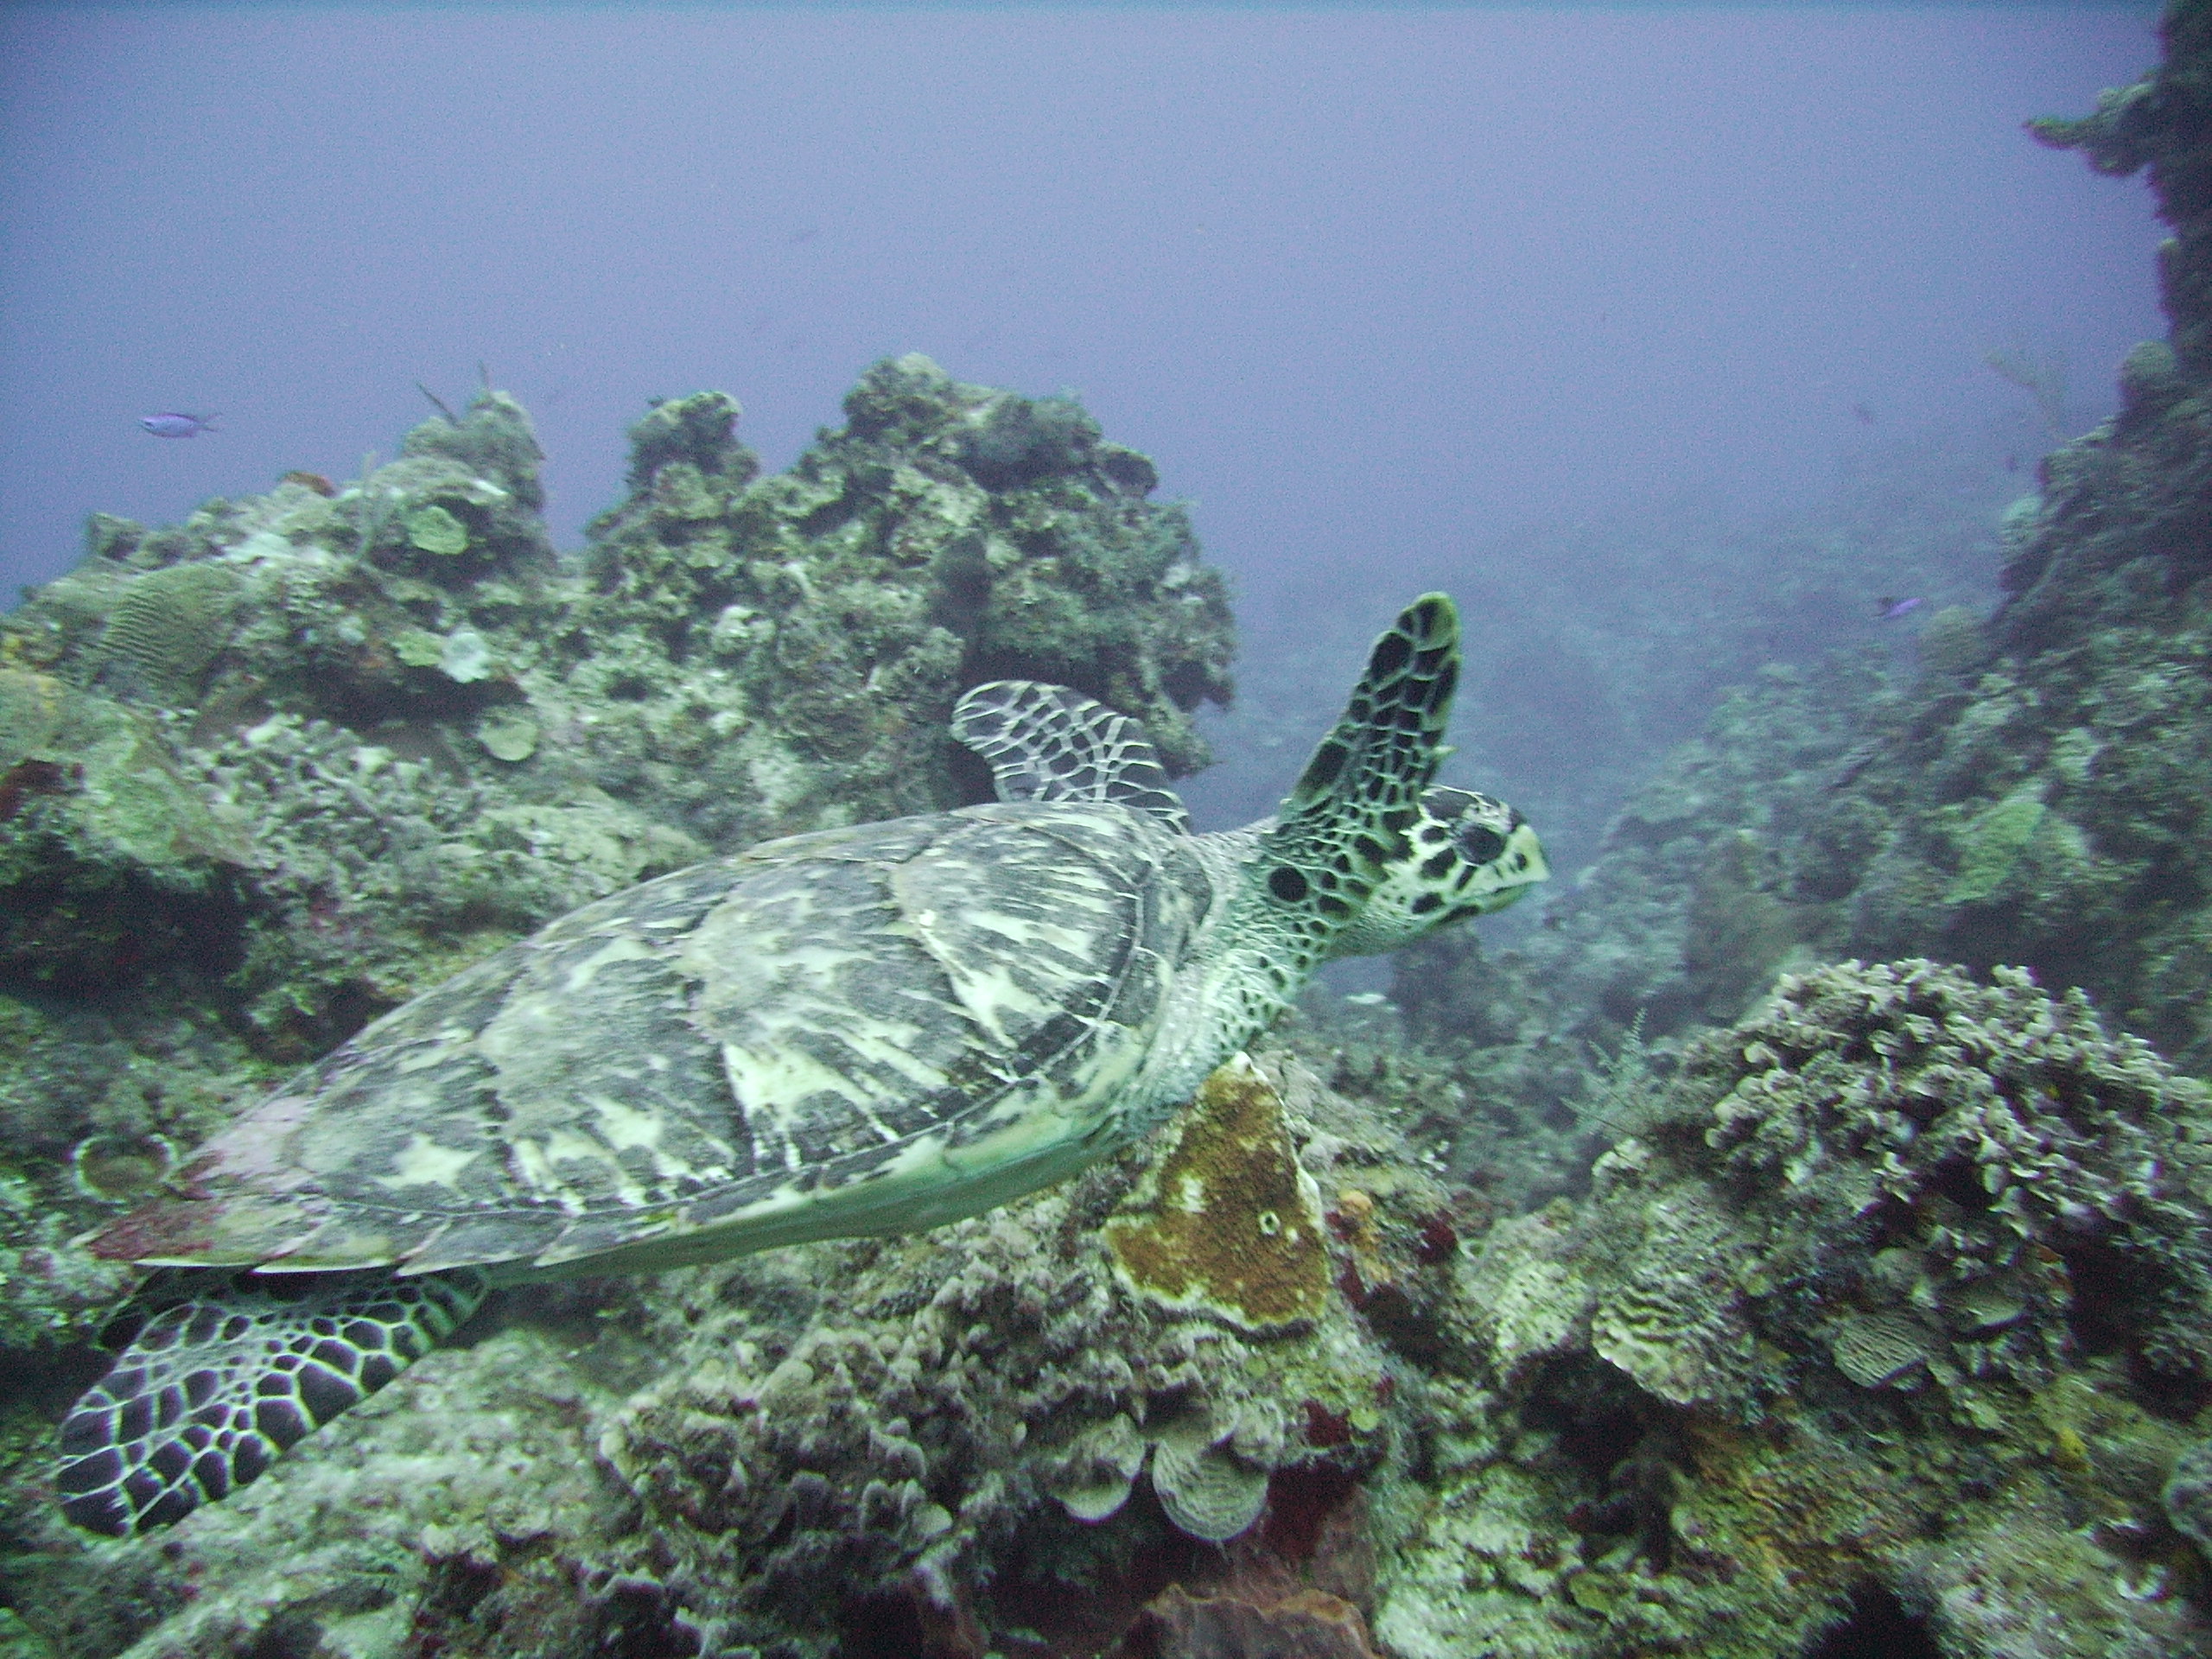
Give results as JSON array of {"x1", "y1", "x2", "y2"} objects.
[{"x1": 1454, "y1": 820, "x2": 1507, "y2": 864}]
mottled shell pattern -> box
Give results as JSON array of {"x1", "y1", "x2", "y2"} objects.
[{"x1": 102, "y1": 800, "x2": 1221, "y2": 1284}]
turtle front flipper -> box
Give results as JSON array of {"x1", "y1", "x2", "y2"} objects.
[
  {"x1": 56, "y1": 1267, "x2": 484, "y2": 1536},
  {"x1": 1255, "y1": 594, "x2": 1463, "y2": 951},
  {"x1": 951, "y1": 679, "x2": 1191, "y2": 831}
]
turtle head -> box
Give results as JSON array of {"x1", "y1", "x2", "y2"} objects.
[
  {"x1": 1322, "y1": 785, "x2": 1548, "y2": 958},
  {"x1": 1252, "y1": 594, "x2": 1546, "y2": 967}
]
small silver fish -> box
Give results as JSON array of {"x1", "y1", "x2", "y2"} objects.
[
  {"x1": 140, "y1": 412, "x2": 219, "y2": 438},
  {"x1": 1877, "y1": 595, "x2": 1925, "y2": 621}
]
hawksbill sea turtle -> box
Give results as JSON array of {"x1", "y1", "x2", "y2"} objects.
[{"x1": 56, "y1": 593, "x2": 1546, "y2": 1536}]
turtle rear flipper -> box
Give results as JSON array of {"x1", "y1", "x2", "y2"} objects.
[{"x1": 57, "y1": 1268, "x2": 484, "y2": 1536}]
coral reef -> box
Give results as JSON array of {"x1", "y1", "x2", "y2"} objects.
[
  {"x1": 2028, "y1": 1, "x2": 2212, "y2": 379},
  {"x1": 1374, "y1": 960, "x2": 2212, "y2": 1659},
  {"x1": 1286, "y1": 966, "x2": 1597, "y2": 1222},
  {"x1": 0, "y1": 1043, "x2": 1416, "y2": 1658},
  {"x1": 6, "y1": 943, "x2": 2211, "y2": 1657},
  {"x1": 1235, "y1": 22, "x2": 2212, "y2": 1652},
  {"x1": 0, "y1": 357, "x2": 1234, "y2": 1562},
  {"x1": 0, "y1": 671, "x2": 254, "y2": 996},
  {"x1": 3, "y1": 359, "x2": 1228, "y2": 1044},
  {"x1": 1381, "y1": 5, "x2": 2212, "y2": 1080},
  {"x1": 3, "y1": 16, "x2": 2209, "y2": 1651},
  {"x1": 581, "y1": 1047, "x2": 1411, "y2": 1656},
  {"x1": 568, "y1": 360, "x2": 1231, "y2": 849}
]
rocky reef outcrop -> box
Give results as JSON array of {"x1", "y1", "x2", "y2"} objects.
[
  {"x1": 1376, "y1": 959, "x2": 2212, "y2": 1659},
  {"x1": 0, "y1": 357, "x2": 1230, "y2": 1422}
]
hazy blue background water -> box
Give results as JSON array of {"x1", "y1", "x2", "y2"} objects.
[{"x1": 0, "y1": 3, "x2": 2166, "y2": 867}]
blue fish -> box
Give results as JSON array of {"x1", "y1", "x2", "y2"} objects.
[
  {"x1": 140, "y1": 411, "x2": 219, "y2": 438},
  {"x1": 1877, "y1": 595, "x2": 1925, "y2": 621}
]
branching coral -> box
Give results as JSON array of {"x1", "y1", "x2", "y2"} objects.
[{"x1": 1656, "y1": 958, "x2": 2212, "y2": 1392}]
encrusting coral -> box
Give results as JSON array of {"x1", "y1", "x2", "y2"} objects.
[
  {"x1": 1103, "y1": 1053, "x2": 1333, "y2": 1334},
  {"x1": 574, "y1": 1045, "x2": 1419, "y2": 1656}
]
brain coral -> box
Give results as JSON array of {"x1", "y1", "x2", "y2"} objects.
[
  {"x1": 92, "y1": 561, "x2": 243, "y2": 702},
  {"x1": 1147, "y1": 1402, "x2": 1275, "y2": 1543},
  {"x1": 1587, "y1": 1187, "x2": 1758, "y2": 1408}
]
